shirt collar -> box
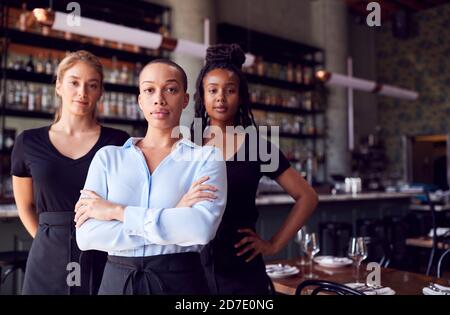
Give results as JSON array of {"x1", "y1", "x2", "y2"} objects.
[{"x1": 122, "y1": 137, "x2": 197, "y2": 149}]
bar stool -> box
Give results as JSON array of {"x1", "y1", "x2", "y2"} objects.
[
  {"x1": 0, "y1": 250, "x2": 28, "y2": 294},
  {"x1": 356, "y1": 218, "x2": 391, "y2": 267},
  {"x1": 383, "y1": 215, "x2": 409, "y2": 268},
  {"x1": 356, "y1": 218, "x2": 385, "y2": 238},
  {"x1": 318, "y1": 221, "x2": 352, "y2": 256}
]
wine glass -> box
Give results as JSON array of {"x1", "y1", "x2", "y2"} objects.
[
  {"x1": 295, "y1": 226, "x2": 309, "y2": 266},
  {"x1": 347, "y1": 237, "x2": 368, "y2": 283},
  {"x1": 301, "y1": 232, "x2": 320, "y2": 278}
]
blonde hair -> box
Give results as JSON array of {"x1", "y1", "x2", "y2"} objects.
[{"x1": 53, "y1": 50, "x2": 103, "y2": 123}]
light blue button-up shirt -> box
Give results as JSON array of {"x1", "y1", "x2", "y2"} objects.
[{"x1": 76, "y1": 137, "x2": 227, "y2": 257}]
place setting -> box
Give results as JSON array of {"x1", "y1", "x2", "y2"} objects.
[
  {"x1": 422, "y1": 282, "x2": 450, "y2": 295},
  {"x1": 265, "y1": 264, "x2": 300, "y2": 279}
]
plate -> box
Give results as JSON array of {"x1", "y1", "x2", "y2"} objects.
[
  {"x1": 314, "y1": 256, "x2": 353, "y2": 268},
  {"x1": 265, "y1": 264, "x2": 300, "y2": 279}
]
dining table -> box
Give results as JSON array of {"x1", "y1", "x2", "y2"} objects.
[{"x1": 267, "y1": 257, "x2": 450, "y2": 295}]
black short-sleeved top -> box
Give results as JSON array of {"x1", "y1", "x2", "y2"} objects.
[
  {"x1": 210, "y1": 132, "x2": 290, "y2": 268},
  {"x1": 11, "y1": 125, "x2": 129, "y2": 214}
]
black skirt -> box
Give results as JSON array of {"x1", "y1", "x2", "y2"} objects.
[
  {"x1": 98, "y1": 252, "x2": 209, "y2": 295},
  {"x1": 21, "y1": 212, "x2": 106, "y2": 295},
  {"x1": 201, "y1": 242, "x2": 271, "y2": 295}
]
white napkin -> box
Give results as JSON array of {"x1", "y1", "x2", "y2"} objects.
[
  {"x1": 345, "y1": 283, "x2": 396, "y2": 295},
  {"x1": 428, "y1": 227, "x2": 450, "y2": 237},
  {"x1": 422, "y1": 283, "x2": 450, "y2": 295},
  {"x1": 321, "y1": 257, "x2": 351, "y2": 264}
]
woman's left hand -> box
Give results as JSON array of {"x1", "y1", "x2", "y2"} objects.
[
  {"x1": 74, "y1": 190, "x2": 124, "y2": 228},
  {"x1": 234, "y1": 228, "x2": 278, "y2": 262}
]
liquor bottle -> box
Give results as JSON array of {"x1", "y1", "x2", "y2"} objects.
[
  {"x1": 295, "y1": 64, "x2": 303, "y2": 84},
  {"x1": 14, "y1": 82, "x2": 22, "y2": 108},
  {"x1": 303, "y1": 67, "x2": 312, "y2": 85},
  {"x1": 279, "y1": 64, "x2": 286, "y2": 81},
  {"x1": 120, "y1": 66, "x2": 129, "y2": 85},
  {"x1": 25, "y1": 55, "x2": 35, "y2": 72},
  {"x1": 134, "y1": 62, "x2": 143, "y2": 86},
  {"x1": 35, "y1": 54, "x2": 45, "y2": 73},
  {"x1": 41, "y1": 86, "x2": 49, "y2": 111},
  {"x1": 21, "y1": 83, "x2": 28, "y2": 109},
  {"x1": 117, "y1": 93, "x2": 125, "y2": 117},
  {"x1": 28, "y1": 85, "x2": 35, "y2": 111},
  {"x1": 7, "y1": 82, "x2": 15, "y2": 106},
  {"x1": 35, "y1": 85, "x2": 42, "y2": 111},
  {"x1": 12, "y1": 56, "x2": 21, "y2": 70},
  {"x1": 18, "y1": 3, "x2": 27, "y2": 31},
  {"x1": 45, "y1": 54, "x2": 53, "y2": 75},
  {"x1": 286, "y1": 63, "x2": 294, "y2": 82},
  {"x1": 52, "y1": 56, "x2": 60, "y2": 75},
  {"x1": 110, "y1": 57, "x2": 119, "y2": 84},
  {"x1": 256, "y1": 57, "x2": 265, "y2": 77},
  {"x1": 7, "y1": 55, "x2": 15, "y2": 69},
  {"x1": 110, "y1": 93, "x2": 118, "y2": 116},
  {"x1": 103, "y1": 93, "x2": 111, "y2": 116},
  {"x1": 306, "y1": 151, "x2": 314, "y2": 185}
]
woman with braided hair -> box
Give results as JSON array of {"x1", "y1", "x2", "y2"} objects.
[{"x1": 193, "y1": 43, "x2": 318, "y2": 294}]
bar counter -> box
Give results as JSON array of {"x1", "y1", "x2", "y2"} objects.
[{"x1": 0, "y1": 191, "x2": 416, "y2": 218}]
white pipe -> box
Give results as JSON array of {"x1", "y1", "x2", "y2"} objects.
[
  {"x1": 379, "y1": 85, "x2": 418, "y2": 100},
  {"x1": 327, "y1": 72, "x2": 377, "y2": 92},
  {"x1": 317, "y1": 70, "x2": 418, "y2": 101},
  {"x1": 50, "y1": 11, "x2": 256, "y2": 67},
  {"x1": 203, "y1": 18, "x2": 210, "y2": 47},
  {"x1": 347, "y1": 57, "x2": 354, "y2": 151},
  {"x1": 53, "y1": 12, "x2": 162, "y2": 49},
  {"x1": 173, "y1": 39, "x2": 207, "y2": 58}
]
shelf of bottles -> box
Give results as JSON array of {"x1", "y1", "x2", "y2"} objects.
[
  {"x1": 0, "y1": 3, "x2": 171, "y2": 126},
  {"x1": 3, "y1": 49, "x2": 146, "y2": 125},
  {"x1": 240, "y1": 56, "x2": 326, "y2": 183}
]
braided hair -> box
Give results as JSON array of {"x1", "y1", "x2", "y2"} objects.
[{"x1": 192, "y1": 43, "x2": 257, "y2": 144}]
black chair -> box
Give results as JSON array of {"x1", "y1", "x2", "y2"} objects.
[
  {"x1": 0, "y1": 251, "x2": 28, "y2": 293},
  {"x1": 319, "y1": 222, "x2": 352, "y2": 256},
  {"x1": 425, "y1": 191, "x2": 438, "y2": 276},
  {"x1": 437, "y1": 248, "x2": 450, "y2": 279},
  {"x1": 295, "y1": 279, "x2": 364, "y2": 295}
]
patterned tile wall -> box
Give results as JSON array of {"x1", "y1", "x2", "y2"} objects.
[{"x1": 376, "y1": 4, "x2": 450, "y2": 178}]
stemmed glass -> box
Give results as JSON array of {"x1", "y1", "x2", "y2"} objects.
[
  {"x1": 295, "y1": 227, "x2": 309, "y2": 266},
  {"x1": 301, "y1": 232, "x2": 320, "y2": 279},
  {"x1": 348, "y1": 237, "x2": 368, "y2": 283}
]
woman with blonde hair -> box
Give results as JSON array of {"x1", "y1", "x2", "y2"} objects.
[{"x1": 11, "y1": 50, "x2": 129, "y2": 294}]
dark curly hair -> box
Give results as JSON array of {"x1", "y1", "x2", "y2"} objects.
[{"x1": 192, "y1": 43, "x2": 256, "y2": 144}]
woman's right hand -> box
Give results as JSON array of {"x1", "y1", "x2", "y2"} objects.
[{"x1": 176, "y1": 176, "x2": 218, "y2": 208}]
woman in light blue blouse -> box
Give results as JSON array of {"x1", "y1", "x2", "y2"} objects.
[{"x1": 73, "y1": 59, "x2": 227, "y2": 295}]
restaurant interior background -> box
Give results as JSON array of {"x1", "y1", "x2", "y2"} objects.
[{"x1": 0, "y1": 0, "x2": 449, "y2": 294}]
